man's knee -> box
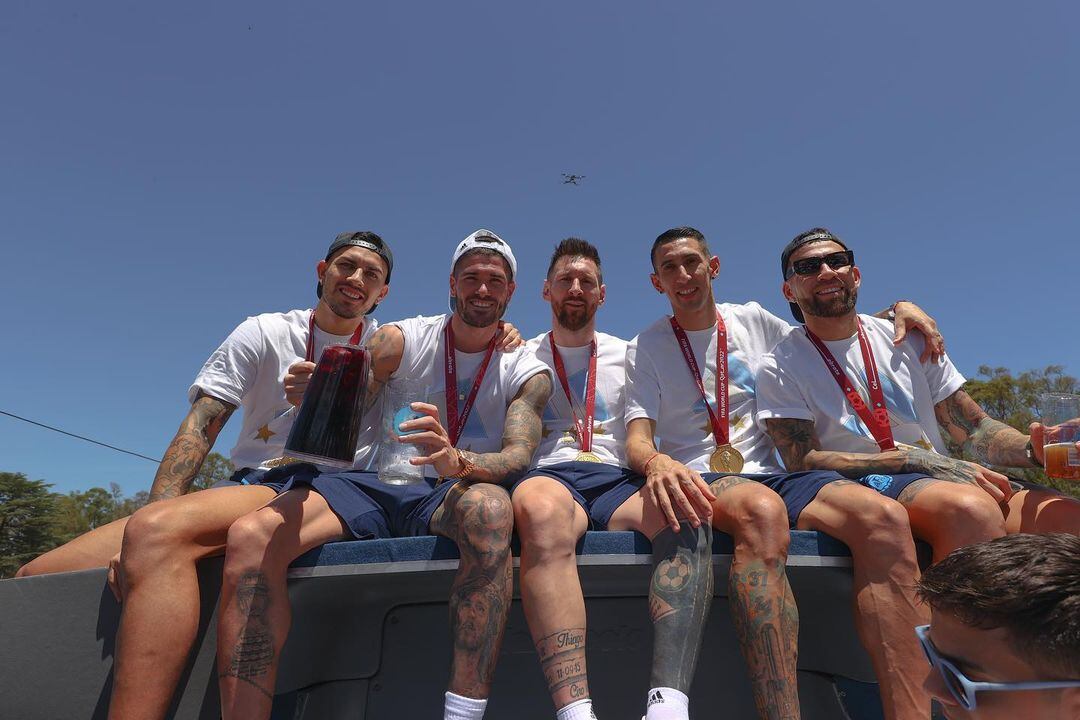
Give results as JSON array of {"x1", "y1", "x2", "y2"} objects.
[
  {"x1": 120, "y1": 503, "x2": 194, "y2": 574},
  {"x1": 453, "y1": 485, "x2": 514, "y2": 556},
  {"x1": 722, "y1": 485, "x2": 790, "y2": 559},
  {"x1": 844, "y1": 495, "x2": 916, "y2": 560},
  {"x1": 936, "y1": 488, "x2": 1006, "y2": 538},
  {"x1": 513, "y1": 485, "x2": 577, "y2": 550},
  {"x1": 223, "y1": 510, "x2": 284, "y2": 571}
]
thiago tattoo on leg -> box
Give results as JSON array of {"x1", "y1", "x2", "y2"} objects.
[
  {"x1": 219, "y1": 571, "x2": 275, "y2": 701},
  {"x1": 648, "y1": 521, "x2": 714, "y2": 691},
  {"x1": 535, "y1": 627, "x2": 589, "y2": 703}
]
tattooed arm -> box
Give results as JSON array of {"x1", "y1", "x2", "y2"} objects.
[
  {"x1": 403, "y1": 372, "x2": 552, "y2": 485},
  {"x1": 764, "y1": 416, "x2": 1012, "y2": 501},
  {"x1": 455, "y1": 371, "x2": 552, "y2": 484},
  {"x1": 147, "y1": 391, "x2": 236, "y2": 501},
  {"x1": 934, "y1": 389, "x2": 1035, "y2": 467}
]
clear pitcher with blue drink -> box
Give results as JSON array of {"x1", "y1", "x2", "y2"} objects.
[{"x1": 378, "y1": 384, "x2": 426, "y2": 484}]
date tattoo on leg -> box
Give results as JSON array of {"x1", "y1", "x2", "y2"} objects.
[
  {"x1": 535, "y1": 628, "x2": 589, "y2": 702},
  {"x1": 219, "y1": 571, "x2": 275, "y2": 701},
  {"x1": 648, "y1": 521, "x2": 713, "y2": 692}
]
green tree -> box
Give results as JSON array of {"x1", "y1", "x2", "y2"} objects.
[
  {"x1": 191, "y1": 451, "x2": 233, "y2": 491},
  {"x1": 960, "y1": 365, "x2": 1080, "y2": 498},
  {"x1": 0, "y1": 473, "x2": 59, "y2": 578}
]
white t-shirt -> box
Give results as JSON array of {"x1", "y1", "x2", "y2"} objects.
[
  {"x1": 525, "y1": 331, "x2": 629, "y2": 468},
  {"x1": 190, "y1": 309, "x2": 381, "y2": 472},
  {"x1": 388, "y1": 314, "x2": 552, "y2": 479},
  {"x1": 756, "y1": 314, "x2": 966, "y2": 457},
  {"x1": 625, "y1": 302, "x2": 793, "y2": 474}
]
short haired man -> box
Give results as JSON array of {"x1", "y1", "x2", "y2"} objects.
[
  {"x1": 104, "y1": 230, "x2": 550, "y2": 720},
  {"x1": 513, "y1": 238, "x2": 713, "y2": 720},
  {"x1": 916, "y1": 533, "x2": 1080, "y2": 719},
  {"x1": 17, "y1": 230, "x2": 394, "y2": 578},
  {"x1": 623, "y1": 227, "x2": 944, "y2": 719}
]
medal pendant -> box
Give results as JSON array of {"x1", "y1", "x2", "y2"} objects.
[
  {"x1": 575, "y1": 451, "x2": 602, "y2": 463},
  {"x1": 709, "y1": 445, "x2": 744, "y2": 474}
]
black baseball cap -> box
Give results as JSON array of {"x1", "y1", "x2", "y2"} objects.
[
  {"x1": 317, "y1": 231, "x2": 394, "y2": 314},
  {"x1": 779, "y1": 228, "x2": 849, "y2": 323}
]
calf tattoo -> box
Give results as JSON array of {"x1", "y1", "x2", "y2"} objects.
[
  {"x1": 648, "y1": 521, "x2": 713, "y2": 691},
  {"x1": 729, "y1": 559, "x2": 799, "y2": 720},
  {"x1": 220, "y1": 572, "x2": 275, "y2": 701},
  {"x1": 535, "y1": 628, "x2": 589, "y2": 701}
]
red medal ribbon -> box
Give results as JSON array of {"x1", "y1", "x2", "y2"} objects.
[
  {"x1": 548, "y1": 333, "x2": 598, "y2": 454},
  {"x1": 804, "y1": 318, "x2": 896, "y2": 451},
  {"x1": 306, "y1": 311, "x2": 365, "y2": 362},
  {"x1": 669, "y1": 309, "x2": 730, "y2": 446},
  {"x1": 444, "y1": 318, "x2": 500, "y2": 447}
]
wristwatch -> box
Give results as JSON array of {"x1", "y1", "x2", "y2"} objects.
[
  {"x1": 886, "y1": 300, "x2": 910, "y2": 322},
  {"x1": 1025, "y1": 440, "x2": 1043, "y2": 468},
  {"x1": 444, "y1": 453, "x2": 477, "y2": 480}
]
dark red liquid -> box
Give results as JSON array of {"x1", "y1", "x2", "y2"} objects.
[{"x1": 285, "y1": 345, "x2": 370, "y2": 466}]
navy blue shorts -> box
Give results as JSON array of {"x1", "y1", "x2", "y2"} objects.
[
  {"x1": 710, "y1": 470, "x2": 929, "y2": 527},
  {"x1": 221, "y1": 465, "x2": 459, "y2": 539},
  {"x1": 512, "y1": 462, "x2": 645, "y2": 530}
]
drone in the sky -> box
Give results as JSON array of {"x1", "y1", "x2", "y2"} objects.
[{"x1": 562, "y1": 173, "x2": 586, "y2": 185}]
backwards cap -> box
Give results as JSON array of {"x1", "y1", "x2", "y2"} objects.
[{"x1": 448, "y1": 229, "x2": 517, "y2": 311}]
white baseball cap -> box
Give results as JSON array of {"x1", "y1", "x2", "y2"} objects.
[{"x1": 448, "y1": 229, "x2": 518, "y2": 311}]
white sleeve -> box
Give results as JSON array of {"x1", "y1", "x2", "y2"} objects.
[
  {"x1": 624, "y1": 337, "x2": 660, "y2": 425},
  {"x1": 921, "y1": 347, "x2": 967, "y2": 404},
  {"x1": 388, "y1": 315, "x2": 431, "y2": 380},
  {"x1": 188, "y1": 317, "x2": 264, "y2": 407},
  {"x1": 752, "y1": 302, "x2": 796, "y2": 352},
  {"x1": 504, "y1": 349, "x2": 554, "y2": 400},
  {"x1": 754, "y1": 352, "x2": 817, "y2": 429}
]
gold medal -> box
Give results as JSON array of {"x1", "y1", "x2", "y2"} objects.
[
  {"x1": 263, "y1": 455, "x2": 301, "y2": 469},
  {"x1": 709, "y1": 444, "x2": 744, "y2": 474},
  {"x1": 575, "y1": 451, "x2": 602, "y2": 463}
]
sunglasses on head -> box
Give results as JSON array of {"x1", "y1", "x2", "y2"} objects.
[
  {"x1": 915, "y1": 625, "x2": 1080, "y2": 710},
  {"x1": 786, "y1": 250, "x2": 855, "y2": 279}
]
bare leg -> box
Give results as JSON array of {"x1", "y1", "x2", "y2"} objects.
[
  {"x1": 217, "y1": 486, "x2": 350, "y2": 720},
  {"x1": 798, "y1": 481, "x2": 929, "y2": 720},
  {"x1": 16, "y1": 516, "x2": 130, "y2": 576},
  {"x1": 711, "y1": 476, "x2": 799, "y2": 720},
  {"x1": 898, "y1": 479, "x2": 1006, "y2": 561},
  {"x1": 430, "y1": 482, "x2": 514, "y2": 699},
  {"x1": 1001, "y1": 487, "x2": 1080, "y2": 535},
  {"x1": 108, "y1": 485, "x2": 277, "y2": 720},
  {"x1": 513, "y1": 476, "x2": 591, "y2": 710}
]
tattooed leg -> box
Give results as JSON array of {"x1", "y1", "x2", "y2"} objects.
[
  {"x1": 107, "y1": 486, "x2": 275, "y2": 720},
  {"x1": 514, "y1": 477, "x2": 592, "y2": 708},
  {"x1": 711, "y1": 476, "x2": 800, "y2": 720},
  {"x1": 648, "y1": 521, "x2": 713, "y2": 692},
  {"x1": 799, "y1": 481, "x2": 930, "y2": 720},
  {"x1": 217, "y1": 487, "x2": 349, "y2": 720},
  {"x1": 432, "y1": 483, "x2": 515, "y2": 699},
  {"x1": 898, "y1": 478, "x2": 1005, "y2": 561}
]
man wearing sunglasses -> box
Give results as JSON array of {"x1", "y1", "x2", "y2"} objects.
[
  {"x1": 916, "y1": 532, "x2": 1080, "y2": 719},
  {"x1": 755, "y1": 227, "x2": 1080, "y2": 719}
]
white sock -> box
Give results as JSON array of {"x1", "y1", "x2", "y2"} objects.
[
  {"x1": 445, "y1": 691, "x2": 488, "y2": 720},
  {"x1": 645, "y1": 687, "x2": 689, "y2": 720},
  {"x1": 557, "y1": 698, "x2": 598, "y2": 720}
]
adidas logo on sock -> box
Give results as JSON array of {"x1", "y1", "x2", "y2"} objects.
[{"x1": 647, "y1": 690, "x2": 664, "y2": 706}]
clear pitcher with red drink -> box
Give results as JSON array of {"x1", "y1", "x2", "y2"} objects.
[{"x1": 284, "y1": 344, "x2": 370, "y2": 468}]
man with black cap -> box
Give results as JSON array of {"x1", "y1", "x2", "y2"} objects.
[
  {"x1": 755, "y1": 226, "x2": 1080, "y2": 720},
  {"x1": 18, "y1": 230, "x2": 394, "y2": 579}
]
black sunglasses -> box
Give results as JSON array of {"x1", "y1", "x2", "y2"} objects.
[{"x1": 786, "y1": 250, "x2": 855, "y2": 279}]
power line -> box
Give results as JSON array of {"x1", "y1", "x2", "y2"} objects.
[{"x1": 0, "y1": 410, "x2": 162, "y2": 464}]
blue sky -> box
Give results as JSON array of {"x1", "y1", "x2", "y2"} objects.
[{"x1": 2, "y1": 2, "x2": 1078, "y2": 496}]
